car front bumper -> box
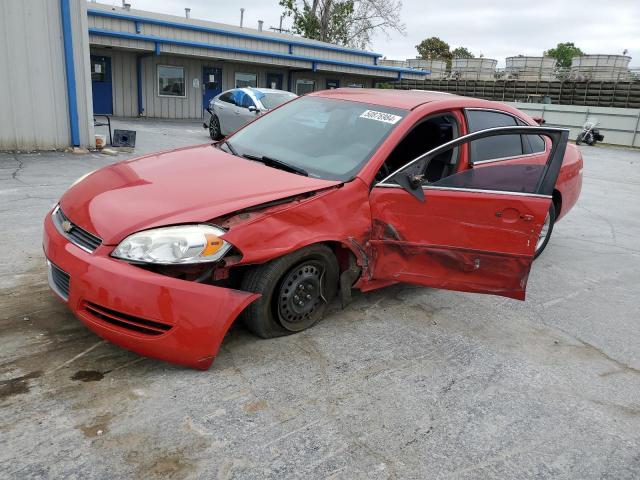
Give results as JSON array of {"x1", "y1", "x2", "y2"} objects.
[{"x1": 43, "y1": 212, "x2": 259, "y2": 370}]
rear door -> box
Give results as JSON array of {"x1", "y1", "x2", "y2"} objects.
[{"x1": 369, "y1": 126, "x2": 569, "y2": 300}]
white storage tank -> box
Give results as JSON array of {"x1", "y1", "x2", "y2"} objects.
[
  {"x1": 569, "y1": 55, "x2": 631, "y2": 81},
  {"x1": 405, "y1": 59, "x2": 447, "y2": 79},
  {"x1": 505, "y1": 56, "x2": 557, "y2": 81},
  {"x1": 451, "y1": 58, "x2": 497, "y2": 80},
  {"x1": 378, "y1": 59, "x2": 407, "y2": 68}
]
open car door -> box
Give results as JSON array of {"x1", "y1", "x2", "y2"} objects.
[{"x1": 368, "y1": 126, "x2": 569, "y2": 300}]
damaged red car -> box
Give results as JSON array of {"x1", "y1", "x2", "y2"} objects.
[{"x1": 43, "y1": 89, "x2": 582, "y2": 369}]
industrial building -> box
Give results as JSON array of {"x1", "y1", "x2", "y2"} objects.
[{"x1": 0, "y1": 0, "x2": 427, "y2": 150}]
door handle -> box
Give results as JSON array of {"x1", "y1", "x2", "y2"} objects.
[{"x1": 495, "y1": 210, "x2": 533, "y2": 222}]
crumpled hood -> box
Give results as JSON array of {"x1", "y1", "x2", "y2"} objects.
[{"x1": 60, "y1": 144, "x2": 339, "y2": 245}]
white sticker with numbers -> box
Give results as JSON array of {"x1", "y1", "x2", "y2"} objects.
[{"x1": 359, "y1": 110, "x2": 402, "y2": 124}]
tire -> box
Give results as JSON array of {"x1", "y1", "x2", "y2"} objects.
[
  {"x1": 575, "y1": 133, "x2": 583, "y2": 145},
  {"x1": 240, "y1": 244, "x2": 339, "y2": 338},
  {"x1": 534, "y1": 203, "x2": 556, "y2": 259},
  {"x1": 209, "y1": 114, "x2": 223, "y2": 141},
  {"x1": 586, "y1": 133, "x2": 595, "y2": 146}
]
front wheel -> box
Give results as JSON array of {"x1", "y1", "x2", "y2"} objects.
[
  {"x1": 534, "y1": 203, "x2": 556, "y2": 259},
  {"x1": 240, "y1": 245, "x2": 339, "y2": 338},
  {"x1": 575, "y1": 133, "x2": 583, "y2": 145}
]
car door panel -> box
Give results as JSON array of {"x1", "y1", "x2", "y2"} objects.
[
  {"x1": 369, "y1": 188, "x2": 551, "y2": 299},
  {"x1": 369, "y1": 126, "x2": 569, "y2": 300}
]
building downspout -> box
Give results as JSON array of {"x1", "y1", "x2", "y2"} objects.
[
  {"x1": 60, "y1": 0, "x2": 80, "y2": 146},
  {"x1": 136, "y1": 55, "x2": 144, "y2": 116}
]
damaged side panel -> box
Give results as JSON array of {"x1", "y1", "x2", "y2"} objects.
[
  {"x1": 368, "y1": 188, "x2": 552, "y2": 300},
  {"x1": 220, "y1": 179, "x2": 373, "y2": 277}
]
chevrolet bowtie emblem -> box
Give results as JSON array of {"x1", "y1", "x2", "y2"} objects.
[{"x1": 61, "y1": 220, "x2": 73, "y2": 233}]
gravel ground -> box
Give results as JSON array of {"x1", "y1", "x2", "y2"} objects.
[{"x1": 1, "y1": 119, "x2": 639, "y2": 479}]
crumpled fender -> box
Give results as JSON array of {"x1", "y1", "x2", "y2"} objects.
[{"x1": 220, "y1": 179, "x2": 372, "y2": 273}]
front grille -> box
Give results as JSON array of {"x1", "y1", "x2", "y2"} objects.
[
  {"x1": 52, "y1": 206, "x2": 102, "y2": 253},
  {"x1": 82, "y1": 302, "x2": 173, "y2": 336},
  {"x1": 47, "y1": 261, "x2": 70, "y2": 301}
]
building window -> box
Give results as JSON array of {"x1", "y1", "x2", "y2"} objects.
[
  {"x1": 158, "y1": 65, "x2": 186, "y2": 97},
  {"x1": 235, "y1": 72, "x2": 257, "y2": 88},
  {"x1": 296, "y1": 79, "x2": 315, "y2": 95},
  {"x1": 326, "y1": 79, "x2": 340, "y2": 89},
  {"x1": 347, "y1": 82, "x2": 365, "y2": 88}
]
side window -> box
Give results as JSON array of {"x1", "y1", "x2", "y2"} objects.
[
  {"x1": 241, "y1": 94, "x2": 255, "y2": 109},
  {"x1": 432, "y1": 133, "x2": 552, "y2": 194},
  {"x1": 466, "y1": 110, "x2": 523, "y2": 162},
  {"x1": 523, "y1": 134, "x2": 547, "y2": 154},
  {"x1": 219, "y1": 92, "x2": 236, "y2": 105},
  {"x1": 377, "y1": 113, "x2": 459, "y2": 183}
]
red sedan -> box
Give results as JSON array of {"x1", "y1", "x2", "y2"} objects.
[{"x1": 43, "y1": 89, "x2": 582, "y2": 369}]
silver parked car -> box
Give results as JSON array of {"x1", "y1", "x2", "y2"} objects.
[{"x1": 204, "y1": 88, "x2": 297, "y2": 140}]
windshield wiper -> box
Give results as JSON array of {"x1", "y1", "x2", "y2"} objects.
[
  {"x1": 241, "y1": 154, "x2": 308, "y2": 177},
  {"x1": 217, "y1": 139, "x2": 238, "y2": 157}
]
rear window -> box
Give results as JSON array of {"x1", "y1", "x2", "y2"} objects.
[
  {"x1": 466, "y1": 110, "x2": 522, "y2": 162},
  {"x1": 258, "y1": 92, "x2": 297, "y2": 110}
]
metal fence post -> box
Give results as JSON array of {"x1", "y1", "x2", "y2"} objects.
[{"x1": 632, "y1": 111, "x2": 640, "y2": 147}]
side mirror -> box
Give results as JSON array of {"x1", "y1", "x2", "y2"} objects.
[
  {"x1": 393, "y1": 161, "x2": 426, "y2": 202},
  {"x1": 248, "y1": 105, "x2": 260, "y2": 113}
]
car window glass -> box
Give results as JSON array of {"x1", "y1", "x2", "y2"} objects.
[
  {"x1": 431, "y1": 133, "x2": 552, "y2": 194},
  {"x1": 526, "y1": 134, "x2": 546, "y2": 153},
  {"x1": 377, "y1": 114, "x2": 459, "y2": 184},
  {"x1": 219, "y1": 92, "x2": 235, "y2": 105},
  {"x1": 466, "y1": 110, "x2": 523, "y2": 162},
  {"x1": 232, "y1": 90, "x2": 246, "y2": 107},
  {"x1": 228, "y1": 97, "x2": 406, "y2": 181},
  {"x1": 259, "y1": 92, "x2": 297, "y2": 109},
  {"x1": 241, "y1": 94, "x2": 255, "y2": 109}
]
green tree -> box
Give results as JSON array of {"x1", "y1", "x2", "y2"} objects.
[
  {"x1": 451, "y1": 46, "x2": 474, "y2": 59},
  {"x1": 280, "y1": 0, "x2": 405, "y2": 49},
  {"x1": 416, "y1": 36, "x2": 451, "y2": 60},
  {"x1": 544, "y1": 42, "x2": 584, "y2": 69}
]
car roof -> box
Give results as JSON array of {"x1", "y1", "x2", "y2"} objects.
[
  {"x1": 248, "y1": 87, "x2": 296, "y2": 95},
  {"x1": 310, "y1": 88, "x2": 461, "y2": 110}
]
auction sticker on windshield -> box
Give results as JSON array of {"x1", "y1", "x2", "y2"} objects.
[{"x1": 359, "y1": 110, "x2": 403, "y2": 124}]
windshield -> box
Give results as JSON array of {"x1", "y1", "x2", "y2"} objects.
[
  {"x1": 227, "y1": 96, "x2": 406, "y2": 181},
  {"x1": 258, "y1": 91, "x2": 297, "y2": 109}
]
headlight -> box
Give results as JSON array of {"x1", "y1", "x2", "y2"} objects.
[{"x1": 112, "y1": 225, "x2": 232, "y2": 264}]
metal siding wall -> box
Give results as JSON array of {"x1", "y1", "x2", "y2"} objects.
[
  {"x1": 122, "y1": 55, "x2": 290, "y2": 119},
  {"x1": 88, "y1": 4, "x2": 380, "y2": 67},
  {"x1": 291, "y1": 72, "x2": 378, "y2": 92},
  {"x1": 0, "y1": 0, "x2": 92, "y2": 150}
]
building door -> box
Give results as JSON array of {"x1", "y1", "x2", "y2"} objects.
[
  {"x1": 266, "y1": 73, "x2": 283, "y2": 90},
  {"x1": 202, "y1": 67, "x2": 223, "y2": 115},
  {"x1": 91, "y1": 55, "x2": 113, "y2": 115}
]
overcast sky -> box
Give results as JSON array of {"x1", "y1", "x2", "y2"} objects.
[{"x1": 113, "y1": 0, "x2": 639, "y2": 67}]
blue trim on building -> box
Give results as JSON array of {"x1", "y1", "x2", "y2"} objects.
[
  {"x1": 88, "y1": 28, "x2": 429, "y2": 76},
  {"x1": 60, "y1": 0, "x2": 80, "y2": 146},
  {"x1": 87, "y1": 8, "x2": 383, "y2": 59},
  {"x1": 154, "y1": 42, "x2": 161, "y2": 55}
]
